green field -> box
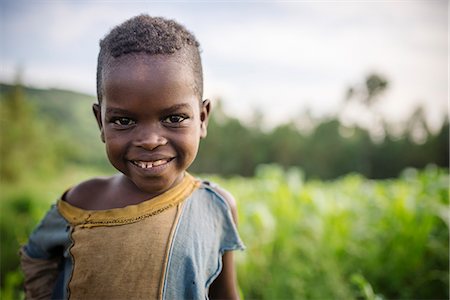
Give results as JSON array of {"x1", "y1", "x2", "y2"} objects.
[{"x1": 1, "y1": 165, "x2": 448, "y2": 299}]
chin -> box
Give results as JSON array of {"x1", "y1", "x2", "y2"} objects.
[{"x1": 133, "y1": 176, "x2": 177, "y2": 195}]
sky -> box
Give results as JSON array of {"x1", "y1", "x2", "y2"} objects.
[{"x1": 1, "y1": 0, "x2": 448, "y2": 131}]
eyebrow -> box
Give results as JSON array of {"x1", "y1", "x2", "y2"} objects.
[
  {"x1": 161, "y1": 103, "x2": 193, "y2": 115},
  {"x1": 105, "y1": 107, "x2": 132, "y2": 115},
  {"x1": 104, "y1": 103, "x2": 193, "y2": 116}
]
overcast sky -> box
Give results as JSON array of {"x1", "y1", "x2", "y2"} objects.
[{"x1": 1, "y1": 0, "x2": 447, "y2": 130}]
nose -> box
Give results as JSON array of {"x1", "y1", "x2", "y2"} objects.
[{"x1": 134, "y1": 125, "x2": 168, "y2": 150}]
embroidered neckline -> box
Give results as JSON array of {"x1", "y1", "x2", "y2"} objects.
[{"x1": 58, "y1": 173, "x2": 200, "y2": 228}]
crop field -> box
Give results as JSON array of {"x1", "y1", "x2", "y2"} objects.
[
  {"x1": 213, "y1": 165, "x2": 449, "y2": 299},
  {"x1": 1, "y1": 165, "x2": 448, "y2": 299}
]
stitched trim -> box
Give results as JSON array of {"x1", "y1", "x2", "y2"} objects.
[
  {"x1": 158, "y1": 201, "x2": 185, "y2": 300},
  {"x1": 66, "y1": 226, "x2": 75, "y2": 299},
  {"x1": 58, "y1": 173, "x2": 200, "y2": 228}
]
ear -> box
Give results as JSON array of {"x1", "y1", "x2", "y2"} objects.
[
  {"x1": 200, "y1": 99, "x2": 211, "y2": 139},
  {"x1": 92, "y1": 103, "x2": 105, "y2": 143}
]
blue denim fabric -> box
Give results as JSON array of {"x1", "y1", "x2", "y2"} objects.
[
  {"x1": 23, "y1": 204, "x2": 73, "y2": 299},
  {"x1": 163, "y1": 183, "x2": 245, "y2": 300}
]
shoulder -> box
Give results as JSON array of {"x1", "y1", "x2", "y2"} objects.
[
  {"x1": 201, "y1": 181, "x2": 239, "y2": 225},
  {"x1": 63, "y1": 176, "x2": 114, "y2": 210}
]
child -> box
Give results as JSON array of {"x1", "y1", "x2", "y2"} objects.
[{"x1": 20, "y1": 15, "x2": 244, "y2": 300}]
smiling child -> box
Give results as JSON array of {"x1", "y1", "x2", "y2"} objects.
[{"x1": 20, "y1": 15, "x2": 244, "y2": 299}]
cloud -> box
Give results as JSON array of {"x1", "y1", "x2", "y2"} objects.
[{"x1": 1, "y1": 1, "x2": 447, "y2": 129}]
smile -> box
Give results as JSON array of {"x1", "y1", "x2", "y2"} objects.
[{"x1": 131, "y1": 159, "x2": 172, "y2": 169}]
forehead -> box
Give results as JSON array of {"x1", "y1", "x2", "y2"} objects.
[
  {"x1": 102, "y1": 53, "x2": 197, "y2": 105},
  {"x1": 103, "y1": 53, "x2": 193, "y2": 85}
]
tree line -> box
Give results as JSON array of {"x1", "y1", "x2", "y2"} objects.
[
  {"x1": 190, "y1": 101, "x2": 448, "y2": 179},
  {"x1": 1, "y1": 78, "x2": 448, "y2": 183},
  {"x1": 191, "y1": 73, "x2": 448, "y2": 179}
]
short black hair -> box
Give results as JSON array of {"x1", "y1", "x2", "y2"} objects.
[{"x1": 97, "y1": 14, "x2": 203, "y2": 102}]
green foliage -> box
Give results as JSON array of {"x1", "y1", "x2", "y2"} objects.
[
  {"x1": 207, "y1": 165, "x2": 449, "y2": 299},
  {"x1": 0, "y1": 84, "x2": 55, "y2": 181},
  {"x1": 0, "y1": 191, "x2": 43, "y2": 300},
  {"x1": 0, "y1": 167, "x2": 112, "y2": 298},
  {"x1": 0, "y1": 83, "x2": 113, "y2": 178},
  {"x1": 1, "y1": 80, "x2": 448, "y2": 299},
  {"x1": 1, "y1": 166, "x2": 448, "y2": 299},
  {"x1": 1, "y1": 82, "x2": 448, "y2": 180},
  {"x1": 191, "y1": 102, "x2": 448, "y2": 179}
]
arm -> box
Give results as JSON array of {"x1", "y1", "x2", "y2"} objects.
[
  {"x1": 208, "y1": 251, "x2": 240, "y2": 300},
  {"x1": 20, "y1": 204, "x2": 69, "y2": 299},
  {"x1": 20, "y1": 249, "x2": 61, "y2": 300},
  {"x1": 208, "y1": 186, "x2": 241, "y2": 300}
]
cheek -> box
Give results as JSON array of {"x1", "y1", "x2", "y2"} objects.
[
  {"x1": 104, "y1": 134, "x2": 127, "y2": 160},
  {"x1": 188, "y1": 135, "x2": 202, "y2": 160},
  {"x1": 176, "y1": 133, "x2": 200, "y2": 161}
]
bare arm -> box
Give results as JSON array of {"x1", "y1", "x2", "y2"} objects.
[{"x1": 208, "y1": 186, "x2": 241, "y2": 300}]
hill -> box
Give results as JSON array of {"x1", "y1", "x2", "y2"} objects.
[
  {"x1": 0, "y1": 83, "x2": 112, "y2": 176},
  {"x1": 1, "y1": 82, "x2": 448, "y2": 179}
]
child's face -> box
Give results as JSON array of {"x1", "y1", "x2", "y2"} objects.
[{"x1": 94, "y1": 54, "x2": 209, "y2": 195}]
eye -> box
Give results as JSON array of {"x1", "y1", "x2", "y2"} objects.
[
  {"x1": 112, "y1": 117, "x2": 135, "y2": 126},
  {"x1": 163, "y1": 115, "x2": 187, "y2": 124}
]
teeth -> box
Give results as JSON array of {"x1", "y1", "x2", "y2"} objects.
[
  {"x1": 153, "y1": 160, "x2": 166, "y2": 167},
  {"x1": 133, "y1": 159, "x2": 169, "y2": 169}
]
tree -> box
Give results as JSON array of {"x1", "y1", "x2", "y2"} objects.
[{"x1": 0, "y1": 80, "x2": 59, "y2": 182}]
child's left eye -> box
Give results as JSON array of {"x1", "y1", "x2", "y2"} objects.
[{"x1": 163, "y1": 115, "x2": 187, "y2": 124}]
